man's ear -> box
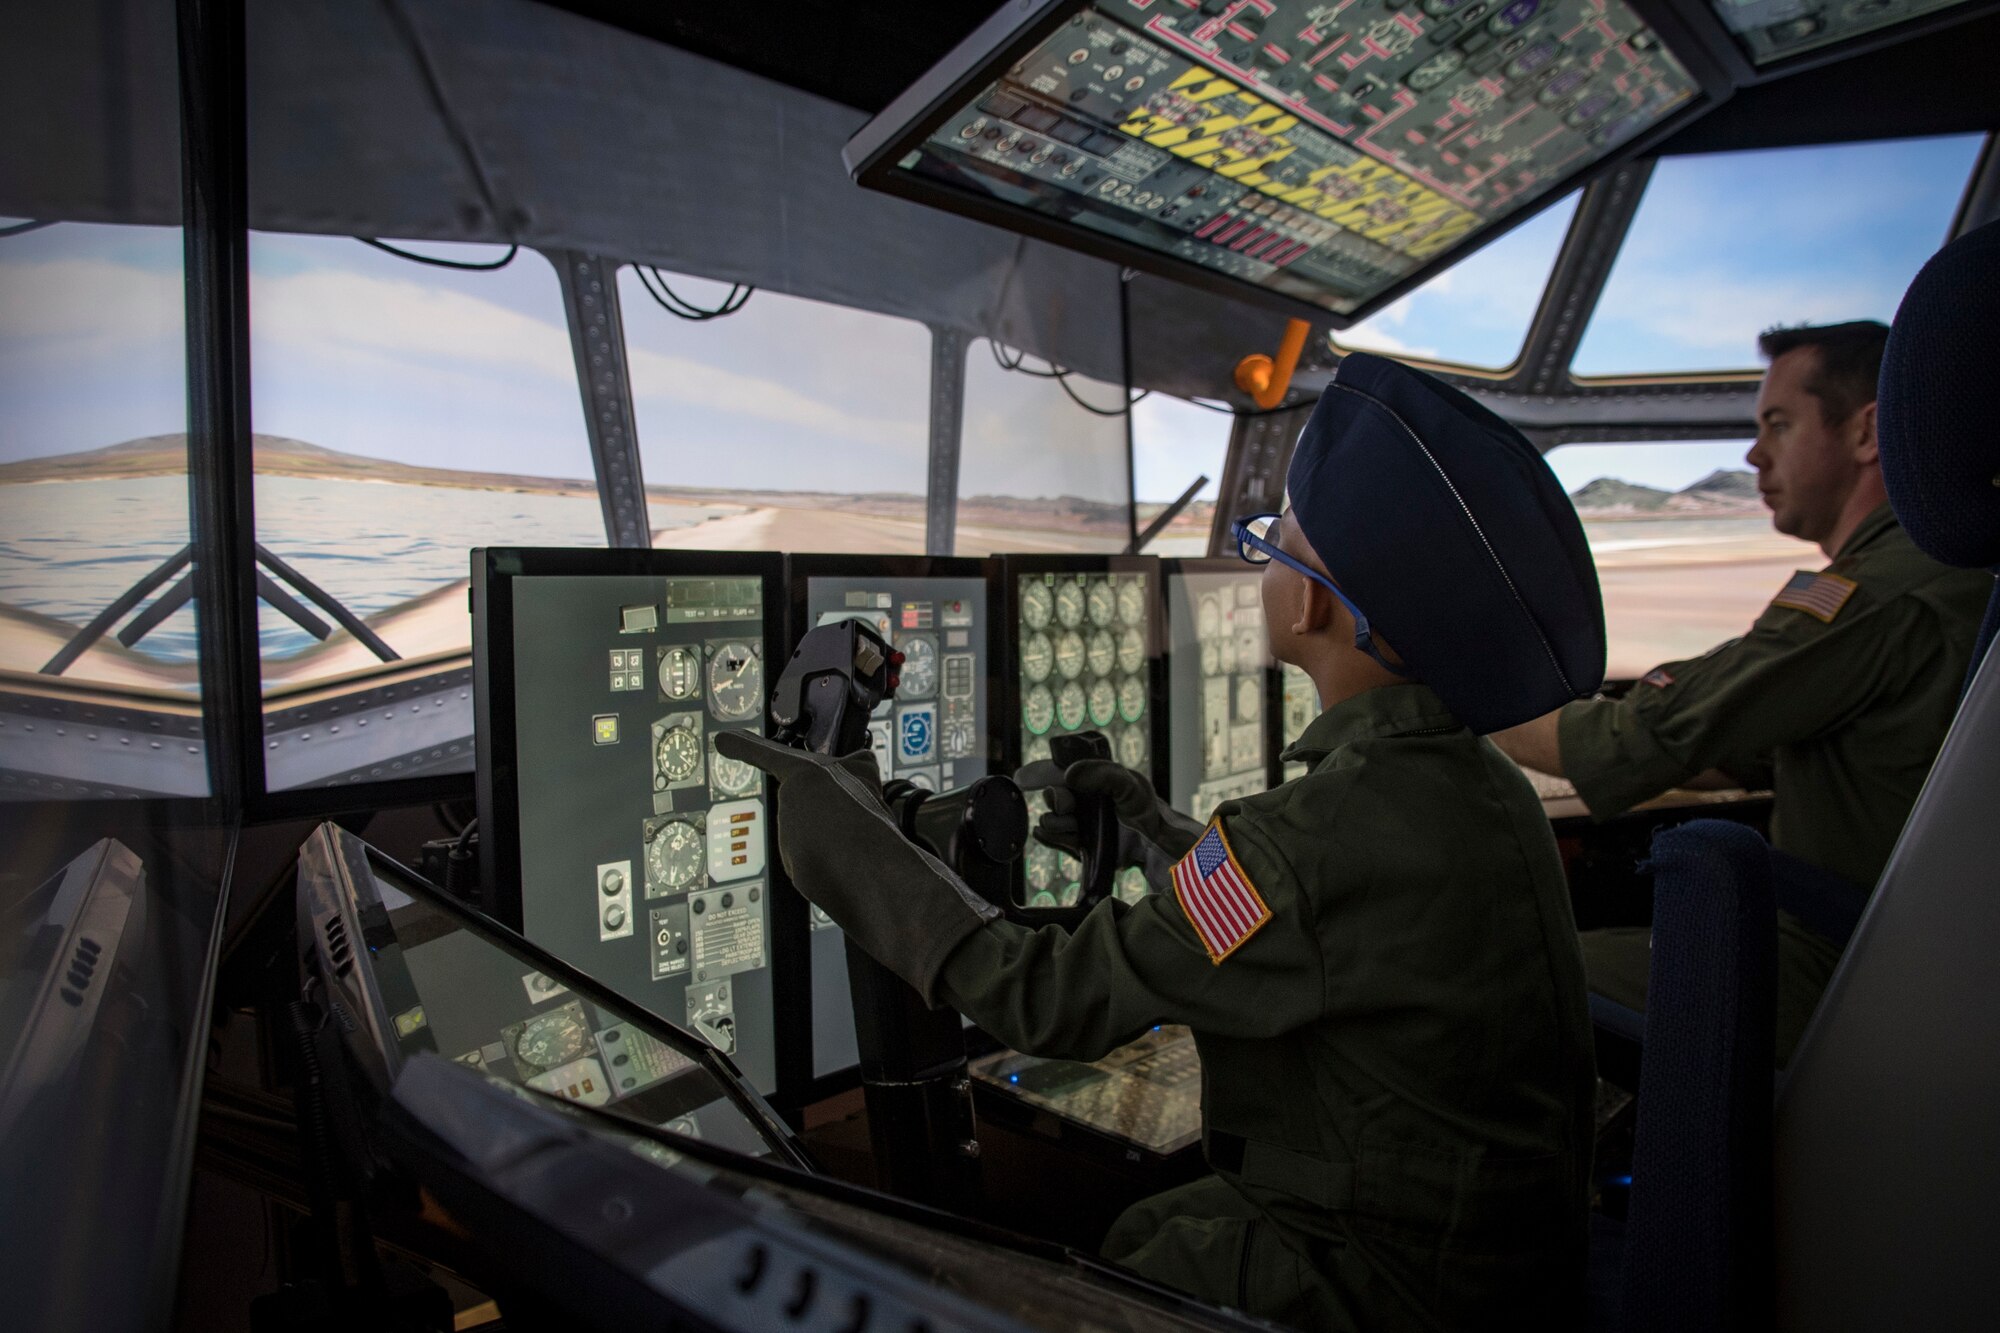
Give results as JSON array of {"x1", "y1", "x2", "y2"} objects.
[
  {"x1": 1292, "y1": 577, "x2": 1336, "y2": 637},
  {"x1": 1850, "y1": 400, "x2": 1879, "y2": 466}
]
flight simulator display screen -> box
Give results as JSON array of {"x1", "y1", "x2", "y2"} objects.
[
  {"x1": 1165, "y1": 570, "x2": 1272, "y2": 821},
  {"x1": 1708, "y1": 0, "x2": 1974, "y2": 63},
  {"x1": 1281, "y1": 661, "x2": 1320, "y2": 779},
  {"x1": 505, "y1": 573, "x2": 777, "y2": 1093},
  {"x1": 1017, "y1": 568, "x2": 1154, "y2": 907},
  {"x1": 884, "y1": 0, "x2": 1698, "y2": 315},
  {"x1": 350, "y1": 853, "x2": 783, "y2": 1159},
  {"x1": 803, "y1": 573, "x2": 991, "y2": 1078}
]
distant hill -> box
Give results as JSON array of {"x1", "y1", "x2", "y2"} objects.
[{"x1": 1571, "y1": 467, "x2": 1763, "y2": 518}]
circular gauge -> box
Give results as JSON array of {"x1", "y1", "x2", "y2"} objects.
[
  {"x1": 1054, "y1": 582, "x2": 1086, "y2": 629},
  {"x1": 514, "y1": 1008, "x2": 587, "y2": 1069},
  {"x1": 1236, "y1": 677, "x2": 1263, "y2": 722},
  {"x1": 1118, "y1": 676, "x2": 1147, "y2": 724},
  {"x1": 1021, "y1": 582, "x2": 1053, "y2": 630},
  {"x1": 646, "y1": 819, "x2": 706, "y2": 892},
  {"x1": 1488, "y1": 0, "x2": 1541, "y2": 34},
  {"x1": 1215, "y1": 632, "x2": 1239, "y2": 676},
  {"x1": 706, "y1": 643, "x2": 761, "y2": 720},
  {"x1": 709, "y1": 741, "x2": 758, "y2": 797},
  {"x1": 1117, "y1": 724, "x2": 1148, "y2": 769},
  {"x1": 899, "y1": 637, "x2": 938, "y2": 698},
  {"x1": 1507, "y1": 39, "x2": 1558, "y2": 78},
  {"x1": 1117, "y1": 627, "x2": 1145, "y2": 673},
  {"x1": 1021, "y1": 632, "x2": 1054, "y2": 682},
  {"x1": 1114, "y1": 866, "x2": 1149, "y2": 905},
  {"x1": 659, "y1": 646, "x2": 701, "y2": 700},
  {"x1": 655, "y1": 723, "x2": 701, "y2": 785},
  {"x1": 1054, "y1": 631, "x2": 1086, "y2": 681},
  {"x1": 1086, "y1": 631, "x2": 1116, "y2": 677},
  {"x1": 1117, "y1": 581, "x2": 1145, "y2": 626},
  {"x1": 604, "y1": 903, "x2": 627, "y2": 932},
  {"x1": 1405, "y1": 48, "x2": 1463, "y2": 92},
  {"x1": 1023, "y1": 685, "x2": 1056, "y2": 736},
  {"x1": 906, "y1": 770, "x2": 939, "y2": 793},
  {"x1": 1196, "y1": 594, "x2": 1223, "y2": 641},
  {"x1": 1201, "y1": 638, "x2": 1223, "y2": 678},
  {"x1": 1023, "y1": 734, "x2": 1052, "y2": 766},
  {"x1": 600, "y1": 866, "x2": 625, "y2": 897},
  {"x1": 1086, "y1": 581, "x2": 1117, "y2": 627},
  {"x1": 1024, "y1": 840, "x2": 1057, "y2": 892},
  {"x1": 1057, "y1": 852, "x2": 1083, "y2": 891},
  {"x1": 1055, "y1": 682, "x2": 1087, "y2": 731},
  {"x1": 1087, "y1": 679, "x2": 1118, "y2": 728},
  {"x1": 1027, "y1": 888, "x2": 1059, "y2": 909},
  {"x1": 1057, "y1": 881, "x2": 1082, "y2": 908}
]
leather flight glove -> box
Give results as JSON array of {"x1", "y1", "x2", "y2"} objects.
[
  {"x1": 713, "y1": 731, "x2": 999, "y2": 1004},
  {"x1": 1014, "y1": 756, "x2": 1205, "y2": 870}
]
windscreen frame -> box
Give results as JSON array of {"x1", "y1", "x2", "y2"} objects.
[{"x1": 844, "y1": 0, "x2": 1738, "y2": 326}]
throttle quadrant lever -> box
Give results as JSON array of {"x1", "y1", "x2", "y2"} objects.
[{"x1": 1049, "y1": 730, "x2": 1119, "y2": 908}]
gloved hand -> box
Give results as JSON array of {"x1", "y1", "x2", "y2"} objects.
[
  {"x1": 1015, "y1": 757, "x2": 1205, "y2": 867},
  {"x1": 714, "y1": 731, "x2": 999, "y2": 1003}
]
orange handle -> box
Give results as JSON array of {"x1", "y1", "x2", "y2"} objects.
[{"x1": 1233, "y1": 318, "x2": 1312, "y2": 411}]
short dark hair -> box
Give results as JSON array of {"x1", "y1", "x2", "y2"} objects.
[{"x1": 1756, "y1": 320, "x2": 1890, "y2": 425}]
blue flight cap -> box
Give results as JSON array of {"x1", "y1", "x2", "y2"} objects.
[{"x1": 1286, "y1": 352, "x2": 1605, "y2": 733}]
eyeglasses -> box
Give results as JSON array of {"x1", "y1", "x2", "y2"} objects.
[{"x1": 1231, "y1": 512, "x2": 1408, "y2": 677}]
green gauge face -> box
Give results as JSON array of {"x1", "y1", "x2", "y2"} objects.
[
  {"x1": 1024, "y1": 840, "x2": 1057, "y2": 892},
  {"x1": 707, "y1": 642, "x2": 761, "y2": 720},
  {"x1": 1117, "y1": 723, "x2": 1147, "y2": 769},
  {"x1": 1054, "y1": 582, "x2": 1086, "y2": 629},
  {"x1": 1087, "y1": 630, "x2": 1115, "y2": 677},
  {"x1": 1118, "y1": 676, "x2": 1147, "y2": 724},
  {"x1": 1087, "y1": 581, "x2": 1117, "y2": 627},
  {"x1": 1114, "y1": 866, "x2": 1149, "y2": 905},
  {"x1": 1236, "y1": 677, "x2": 1263, "y2": 722},
  {"x1": 659, "y1": 645, "x2": 702, "y2": 700},
  {"x1": 1054, "y1": 631, "x2": 1086, "y2": 681},
  {"x1": 1021, "y1": 581, "x2": 1053, "y2": 630},
  {"x1": 1196, "y1": 594, "x2": 1222, "y2": 640},
  {"x1": 1056, "y1": 681, "x2": 1087, "y2": 731},
  {"x1": 1057, "y1": 852, "x2": 1082, "y2": 893},
  {"x1": 514, "y1": 1007, "x2": 588, "y2": 1070},
  {"x1": 899, "y1": 636, "x2": 937, "y2": 698},
  {"x1": 1056, "y1": 881, "x2": 1082, "y2": 908},
  {"x1": 1023, "y1": 684, "x2": 1056, "y2": 736},
  {"x1": 1117, "y1": 580, "x2": 1145, "y2": 626},
  {"x1": 1117, "y1": 627, "x2": 1145, "y2": 674},
  {"x1": 646, "y1": 819, "x2": 706, "y2": 892},
  {"x1": 1027, "y1": 888, "x2": 1060, "y2": 909},
  {"x1": 1200, "y1": 638, "x2": 1223, "y2": 677},
  {"x1": 655, "y1": 724, "x2": 701, "y2": 783},
  {"x1": 709, "y1": 740, "x2": 759, "y2": 798},
  {"x1": 1021, "y1": 631, "x2": 1054, "y2": 683},
  {"x1": 1087, "y1": 678, "x2": 1118, "y2": 727},
  {"x1": 1022, "y1": 734, "x2": 1052, "y2": 765}
]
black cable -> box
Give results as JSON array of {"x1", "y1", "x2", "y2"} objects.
[
  {"x1": 989, "y1": 338, "x2": 1149, "y2": 415},
  {"x1": 633, "y1": 264, "x2": 754, "y2": 320},
  {"x1": 1056, "y1": 371, "x2": 1143, "y2": 417},
  {"x1": 0, "y1": 219, "x2": 55, "y2": 238},
  {"x1": 355, "y1": 236, "x2": 518, "y2": 270}
]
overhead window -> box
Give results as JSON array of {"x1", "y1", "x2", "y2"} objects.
[
  {"x1": 620, "y1": 269, "x2": 932, "y2": 553},
  {"x1": 249, "y1": 234, "x2": 595, "y2": 790},
  {"x1": 1336, "y1": 191, "x2": 1580, "y2": 371},
  {"x1": 1132, "y1": 393, "x2": 1233, "y2": 556},
  {"x1": 957, "y1": 340, "x2": 1133, "y2": 556},
  {"x1": 1544, "y1": 440, "x2": 1818, "y2": 678},
  {"x1": 1573, "y1": 135, "x2": 1984, "y2": 377}
]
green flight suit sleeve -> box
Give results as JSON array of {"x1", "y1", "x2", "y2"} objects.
[
  {"x1": 1557, "y1": 588, "x2": 1931, "y2": 819},
  {"x1": 937, "y1": 813, "x2": 1325, "y2": 1063}
]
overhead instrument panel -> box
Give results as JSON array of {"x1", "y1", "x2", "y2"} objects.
[
  {"x1": 789, "y1": 557, "x2": 994, "y2": 1081},
  {"x1": 472, "y1": 551, "x2": 785, "y2": 1096},
  {"x1": 1164, "y1": 562, "x2": 1277, "y2": 827},
  {"x1": 846, "y1": 0, "x2": 1717, "y2": 320},
  {"x1": 1706, "y1": 0, "x2": 1982, "y2": 64}
]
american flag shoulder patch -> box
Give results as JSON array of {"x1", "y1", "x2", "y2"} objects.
[
  {"x1": 1770, "y1": 570, "x2": 1859, "y2": 624},
  {"x1": 1640, "y1": 667, "x2": 1675, "y2": 689},
  {"x1": 1170, "y1": 821, "x2": 1272, "y2": 964}
]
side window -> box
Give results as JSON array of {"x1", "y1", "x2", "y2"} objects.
[
  {"x1": 1545, "y1": 441, "x2": 1819, "y2": 677},
  {"x1": 958, "y1": 340, "x2": 1132, "y2": 555},
  {"x1": 248, "y1": 235, "x2": 595, "y2": 790},
  {"x1": 619, "y1": 269, "x2": 932, "y2": 553},
  {"x1": 0, "y1": 221, "x2": 207, "y2": 799},
  {"x1": 1132, "y1": 393, "x2": 1233, "y2": 556}
]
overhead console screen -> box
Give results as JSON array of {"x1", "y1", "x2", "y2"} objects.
[
  {"x1": 475, "y1": 553, "x2": 783, "y2": 1095},
  {"x1": 1708, "y1": 0, "x2": 1978, "y2": 63},
  {"x1": 1164, "y1": 566, "x2": 1274, "y2": 820},
  {"x1": 849, "y1": 0, "x2": 1707, "y2": 318}
]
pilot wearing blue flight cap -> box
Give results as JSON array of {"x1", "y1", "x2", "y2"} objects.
[{"x1": 719, "y1": 352, "x2": 1606, "y2": 1330}]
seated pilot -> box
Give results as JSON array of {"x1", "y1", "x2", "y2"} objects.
[
  {"x1": 722, "y1": 352, "x2": 1605, "y2": 1332},
  {"x1": 1490, "y1": 321, "x2": 1992, "y2": 1064}
]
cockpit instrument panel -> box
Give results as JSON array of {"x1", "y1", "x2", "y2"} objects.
[
  {"x1": 1003, "y1": 556, "x2": 1163, "y2": 910},
  {"x1": 846, "y1": 0, "x2": 1717, "y2": 320},
  {"x1": 789, "y1": 557, "x2": 994, "y2": 1080},
  {"x1": 1707, "y1": 0, "x2": 1985, "y2": 65},
  {"x1": 473, "y1": 551, "x2": 785, "y2": 1096},
  {"x1": 1164, "y1": 563, "x2": 1278, "y2": 836},
  {"x1": 1281, "y1": 661, "x2": 1320, "y2": 780}
]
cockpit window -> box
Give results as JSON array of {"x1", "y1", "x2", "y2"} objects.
[
  {"x1": 618, "y1": 269, "x2": 932, "y2": 554},
  {"x1": 1572, "y1": 134, "x2": 1985, "y2": 378},
  {"x1": 249, "y1": 234, "x2": 595, "y2": 791},
  {"x1": 1132, "y1": 393, "x2": 1231, "y2": 556},
  {"x1": 957, "y1": 340, "x2": 1132, "y2": 556},
  {"x1": 1544, "y1": 440, "x2": 1818, "y2": 678},
  {"x1": 1336, "y1": 191, "x2": 1581, "y2": 372}
]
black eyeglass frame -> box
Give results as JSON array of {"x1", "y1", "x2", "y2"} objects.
[{"x1": 1230, "y1": 513, "x2": 1409, "y2": 678}]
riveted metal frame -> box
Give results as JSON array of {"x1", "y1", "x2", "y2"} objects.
[
  {"x1": 1952, "y1": 130, "x2": 2000, "y2": 237},
  {"x1": 555, "y1": 251, "x2": 651, "y2": 549},
  {"x1": 926, "y1": 326, "x2": 966, "y2": 556}
]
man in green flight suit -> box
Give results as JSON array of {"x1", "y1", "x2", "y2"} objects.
[
  {"x1": 1492, "y1": 321, "x2": 1992, "y2": 1064},
  {"x1": 721, "y1": 352, "x2": 1609, "y2": 1331}
]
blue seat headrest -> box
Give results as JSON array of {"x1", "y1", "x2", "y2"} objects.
[{"x1": 1878, "y1": 219, "x2": 2000, "y2": 570}]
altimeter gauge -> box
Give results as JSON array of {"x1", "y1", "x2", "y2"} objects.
[
  {"x1": 706, "y1": 642, "x2": 761, "y2": 720},
  {"x1": 655, "y1": 722, "x2": 702, "y2": 786},
  {"x1": 658, "y1": 645, "x2": 702, "y2": 701},
  {"x1": 1087, "y1": 581, "x2": 1117, "y2": 627},
  {"x1": 898, "y1": 636, "x2": 938, "y2": 698},
  {"x1": 1054, "y1": 582, "x2": 1086, "y2": 628},
  {"x1": 646, "y1": 818, "x2": 707, "y2": 894},
  {"x1": 1021, "y1": 581, "x2": 1053, "y2": 630},
  {"x1": 1021, "y1": 632, "x2": 1054, "y2": 682}
]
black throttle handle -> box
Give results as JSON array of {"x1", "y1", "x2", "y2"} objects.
[
  {"x1": 1049, "y1": 730, "x2": 1118, "y2": 907},
  {"x1": 769, "y1": 620, "x2": 900, "y2": 756}
]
